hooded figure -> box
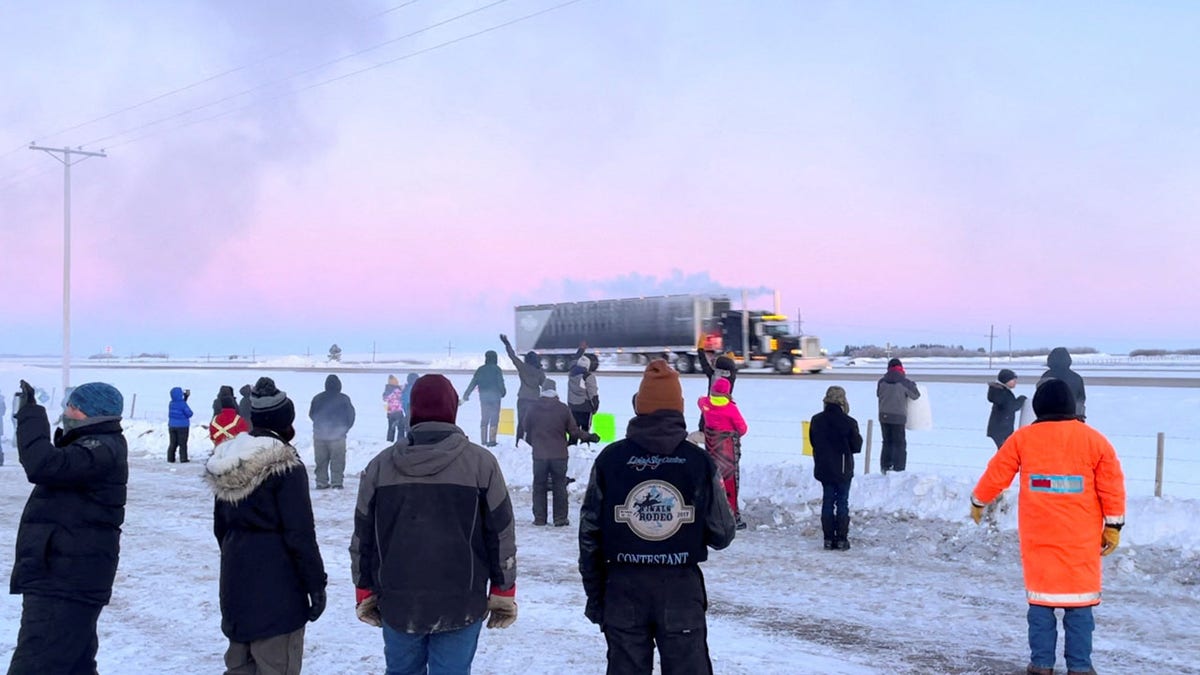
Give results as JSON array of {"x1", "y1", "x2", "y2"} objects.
[
  {"x1": 205, "y1": 377, "x2": 326, "y2": 673},
  {"x1": 309, "y1": 374, "x2": 356, "y2": 490},
  {"x1": 971, "y1": 379, "x2": 1125, "y2": 674},
  {"x1": 463, "y1": 350, "x2": 508, "y2": 447},
  {"x1": 167, "y1": 386, "x2": 193, "y2": 463},
  {"x1": 1037, "y1": 347, "x2": 1087, "y2": 419},
  {"x1": 212, "y1": 385, "x2": 236, "y2": 417},
  {"x1": 579, "y1": 360, "x2": 736, "y2": 674},
  {"x1": 697, "y1": 377, "x2": 748, "y2": 528},
  {"x1": 237, "y1": 385, "x2": 254, "y2": 432},
  {"x1": 567, "y1": 355, "x2": 600, "y2": 436},
  {"x1": 500, "y1": 333, "x2": 548, "y2": 447},
  {"x1": 351, "y1": 374, "x2": 518, "y2": 672}
]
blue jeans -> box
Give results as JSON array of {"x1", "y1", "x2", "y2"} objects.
[
  {"x1": 820, "y1": 480, "x2": 851, "y2": 540},
  {"x1": 383, "y1": 619, "x2": 483, "y2": 675},
  {"x1": 1027, "y1": 604, "x2": 1094, "y2": 672}
]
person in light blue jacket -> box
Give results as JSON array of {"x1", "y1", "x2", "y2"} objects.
[{"x1": 167, "y1": 386, "x2": 193, "y2": 463}]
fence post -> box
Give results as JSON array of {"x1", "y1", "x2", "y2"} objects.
[
  {"x1": 864, "y1": 419, "x2": 874, "y2": 475},
  {"x1": 130, "y1": 393, "x2": 137, "y2": 419},
  {"x1": 1155, "y1": 432, "x2": 1165, "y2": 498}
]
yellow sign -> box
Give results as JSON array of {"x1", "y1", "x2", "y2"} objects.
[
  {"x1": 801, "y1": 420, "x2": 812, "y2": 456},
  {"x1": 498, "y1": 408, "x2": 515, "y2": 436}
]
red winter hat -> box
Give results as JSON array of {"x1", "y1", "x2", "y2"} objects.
[{"x1": 408, "y1": 374, "x2": 459, "y2": 426}]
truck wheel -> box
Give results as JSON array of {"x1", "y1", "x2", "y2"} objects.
[
  {"x1": 774, "y1": 355, "x2": 794, "y2": 374},
  {"x1": 555, "y1": 356, "x2": 568, "y2": 372},
  {"x1": 675, "y1": 354, "x2": 694, "y2": 374},
  {"x1": 540, "y1": 356, "x2": 554, "y2": 372}
]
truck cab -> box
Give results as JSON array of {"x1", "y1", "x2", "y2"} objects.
[{"x1": 720, "y1": 311, "x2": 829, "y2": 374}]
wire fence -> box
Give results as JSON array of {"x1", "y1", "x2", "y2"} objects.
[{"x1": 70, "y1": 387, "x2": 1200, "y2": 498}]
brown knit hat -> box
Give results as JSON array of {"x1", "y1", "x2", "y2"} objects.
[{"x1": 634, "y1": 359, "x2": 684, "y2": 415}]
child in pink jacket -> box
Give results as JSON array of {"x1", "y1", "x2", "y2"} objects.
[{"x1": 698, "y1": 377, "x2": 748, "y2": 529}]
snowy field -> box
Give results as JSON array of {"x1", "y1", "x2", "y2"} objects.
[{"x1": 0, "y1": 360, "x2": 1197, "y2": 673}]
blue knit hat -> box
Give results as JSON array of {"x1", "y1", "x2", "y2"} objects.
[{"x1": 67, "y1": 382, "x2": 124, "y2": 417}]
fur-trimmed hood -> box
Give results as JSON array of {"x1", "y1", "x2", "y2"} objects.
[{"x1": 204, "y1": 431, "x2": 302, "y2": 503}]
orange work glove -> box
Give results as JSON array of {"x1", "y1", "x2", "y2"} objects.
[{"x1": 1100, "y1": 527, "x2": 1120, "y2": 556}]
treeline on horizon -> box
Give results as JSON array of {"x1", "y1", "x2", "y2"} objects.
[{"x1": 841, "y1": 345, "x2": 1200, "y2": 358}]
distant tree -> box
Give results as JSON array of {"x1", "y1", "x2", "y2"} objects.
[{"x1": 328, "y1": 344, "x2": 342, "y2": 362}]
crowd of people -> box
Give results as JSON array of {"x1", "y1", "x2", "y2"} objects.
[{"x1": 4, "y1": 345, "x2": 1124, "y2": 674}]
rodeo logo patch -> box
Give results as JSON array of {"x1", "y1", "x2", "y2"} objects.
[{"x1": 615, "y1": 481, "x2": 696, "y2": 541}]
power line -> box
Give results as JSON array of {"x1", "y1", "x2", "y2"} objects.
[
  {"x1": 2, "y1": 0, "x2": 426, "y2": 158},
  {"x1": 84, "y1": 0, "x2": 516, "y2": 148},
  {"x1": 105, "y1": 0, "x2": 592, "y2": 151}
]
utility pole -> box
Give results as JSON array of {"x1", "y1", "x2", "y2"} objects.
[
  {"x1": 987, "y1": 324, "x2": 996, "y2": 369},
  {"x1": 30, "y1": 144, "x2": 107, "y2": 395},
  {"x1": 1008, "y1": 325, "x2": 1013, "y2": 362},
  {"x1": 446, "y1": 341, "x2": 454, "y2": 358}
]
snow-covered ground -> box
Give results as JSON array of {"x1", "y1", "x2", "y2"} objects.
[{"x1": 0, "y1": 362, "x2": 1197, "y2": 673}]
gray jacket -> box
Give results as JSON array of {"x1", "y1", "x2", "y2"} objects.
[{"x1": 877, "y1": 370, "x2": 920, "y2": 424}]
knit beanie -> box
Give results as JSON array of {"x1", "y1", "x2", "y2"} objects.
[
  {"x1": 1033, "y1": 378, "x2": 1076, "y2": 419},
  {"x1": 997, "y1": 368, "x2": 1017, "y2": 384},
  {"x1": 887, "y1": 358, "x2": 903, "y2": 369},
  {"x1": 577, "y1": 356, "x2": 590, "y2": 370},
  {"x1": 67, "y1": 382, "x2": 124, "y2": 417},
  {"x1": 218, "y1": 394, "x2": 237, "y2": 410},
  {"x1": 250, "y1": 377, "x2": 296, "y2": 441},
  {"x1": 634, "y1": 359, "x2": 684, "y2": 415},
  {"x1": 409, "y1": 374, "x2": 459, "y2": 426},
  {"x1": 823, "y1": 385, "x2": 849, "y2": 414},
  {"x1": 540, "y1": 379, "x2": 558, "y2": 398}
]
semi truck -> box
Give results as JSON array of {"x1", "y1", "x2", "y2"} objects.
[{"x1": 513, "y1": 294, "x2": 829, "y2": 374}]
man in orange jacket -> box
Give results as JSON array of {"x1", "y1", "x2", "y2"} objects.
[{"x1": 970, "y1": 378, "x2": 1125, "y2": 675}]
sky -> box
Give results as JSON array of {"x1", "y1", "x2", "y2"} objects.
[{"x1": 1, "y1": 0, "x2": 1198, "y2": 357}]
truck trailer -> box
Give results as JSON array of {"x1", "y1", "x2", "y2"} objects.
[{"x1": 513, "y1": 294, "x2": 829, "y2": 374}]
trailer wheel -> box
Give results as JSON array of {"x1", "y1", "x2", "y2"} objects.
[
  {"x1": 555, "y1": 356, "x2": 568, "y2": 372},
  {"x1": 675, "y1": 354, "x2": 694, "y2": 374},
  {"x1": 540, "y1": 356, "x2": 554, "y2": 372},
  {"x1": 774, "y1": 354, "x2": 794, "y2": 374}
]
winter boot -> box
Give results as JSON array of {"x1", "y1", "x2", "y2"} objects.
[
  {"x1": 480, "y1": 425, "x2": 488, "y2": 446},
  {"x1": 1066, "y1": 670, "x2": 1097, "y2": 675},
  {"x1": 488, "y1": 426, "x2": 498, "y2": 447},
  {"x1": 823, "y1": 539, "x2": 835, "y2": 550},
  {"x1": 820, "y1": 513, "x2": 835, "y2": 545},
  {"x1": 1026, "y1": 667, "x2": 1053, "y2": 675},
  {"x1": 835, "y1": 514, "x2": 851, "y2": 550}
]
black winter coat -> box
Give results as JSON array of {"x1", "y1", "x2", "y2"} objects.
[
  {"x1": 309, "y1": 374, "x2": 356, "y2": 441},
  {"x1": 12, "y1": 406, "x2": 128, "y2": 606},
  {"x1": 809, "y1": 404, "x2": 862, "y2": 484},
  {"x1": 1038, "y1": 348, "x2": 1087, "y2": 418},
  {"x1": 212, "y1": 385, "x2": 236, "y2": 417},
  {"x1": 986, "y1": 382, "x2": 1026, "y2": 442},
  {"x1": 578, "y1": 411, "x2": 735, "y2": 624},
  {"x1": 205, "y1": 430, "x2": 326, "y2": 642},
  {"x1": 237, "y1": 385, "x2": 254, "y2": 431}
]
